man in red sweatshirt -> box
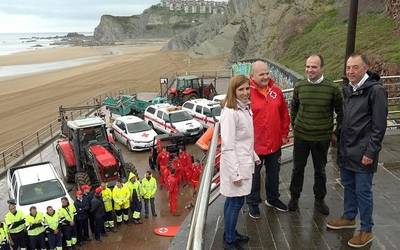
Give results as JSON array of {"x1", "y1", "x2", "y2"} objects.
[{"x1": 247, "y1": 60, "x2": 290, "y2": 219}]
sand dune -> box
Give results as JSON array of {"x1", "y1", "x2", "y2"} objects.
[{"x1": 0, "y1": 43, "x2": 228, "y2": 150}]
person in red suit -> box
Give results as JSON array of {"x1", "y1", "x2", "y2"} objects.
[
  {"x1": 185, "y1": 161, "x2": 203, "y2": 209},
  {"x1": 172, "y1": 156, "x2": 183, "y2": 185},
  {"x1": 167, "y1": 169, "x2": 179, "y2": 215},
  {"x1": 157, "y1": 147, "x2": 170, "y2": 189},
  {"x1": 178, "y1": 148, "x2": 193, "y2": 184}
]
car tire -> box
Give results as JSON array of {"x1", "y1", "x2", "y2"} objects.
[
  {"x1": 148, "y1": 121, "x2": 154, "y2": 129},
  {"x1": 75, "y1": 172, "x2": 90, "y2": 187},
  {"x1": 127, "y1": 140, "x2": 133, "y2": 151},
  {"x1": 124, "y1": 162, "x2": 138, "y2": 177}
]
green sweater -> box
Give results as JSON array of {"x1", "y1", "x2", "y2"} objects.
[{"x1": 290, "y1": 78, "x2": 343, "y2": 141}]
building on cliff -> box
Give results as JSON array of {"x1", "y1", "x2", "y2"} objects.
[{"x1": 160, "y1": 0, "x2": 226, "y2": 14}]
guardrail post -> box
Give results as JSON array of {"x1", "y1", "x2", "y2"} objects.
[
  {"x1": 21, "y1": 141, "x2": 25, "y2": 155},
  {"x1": 37, "y1": 132, "x2": 40, "y2": 145}
]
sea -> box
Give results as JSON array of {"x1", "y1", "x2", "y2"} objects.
[
  {"x1": 0, "y1": 32, "x2": 99, "y2": 79},
  {"x1": 0, "y1": 32, "x2": 92, "y2": 55}
]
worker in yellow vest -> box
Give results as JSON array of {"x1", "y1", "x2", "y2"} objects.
[
  {"x1": 4, "y1": 199, "x2": 26, "y2": 250},
  {"x1": 44, "y1": 206, "x2": 62, "y2": 250},
  {"x1": 112, "y1": 178, "x2": 130, "y2": 225},
  {"x1": 25, "y1": 206, "x2": 46, "y2": 250},
  {"x1": 58, "y1": 197, "x2": 77, "y2": 249},
  {"x1": 0, "y1": 221, "x2": 10, "y2": 250},
  {"x1": 141, "y1": 171, "x2": 158, "y2": 218},
  {"x1": 125, "y1": 172, "x2": 143, "y2": 224},
  {"x1": 101, "y1": 182, "x2": 115, "y2": 231}
]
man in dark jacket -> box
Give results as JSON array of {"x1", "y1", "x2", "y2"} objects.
[
  {"x1": 82, "y1": 185, "x2": 95, "y2": 237},
  {"x1": 327, "y1": 53, "x2": 388, "y2": 248},
  {"x1": 74, "y1": 190, "x2": 90, "y2": 245},
  {"x1": 90, "y1": 187, "x2": 106, "y2": 241}
]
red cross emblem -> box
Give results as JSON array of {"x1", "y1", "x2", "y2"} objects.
[
  {"x1": 158, "y1": 227, "x2": 168, "y2": 233},
  {"x1": 142, "y1": 132, "x2": 149, "y2": 138}
]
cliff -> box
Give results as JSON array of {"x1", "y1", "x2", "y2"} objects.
[{"x1": 94, "y1": 5, "x2": 212, "y2": 42}]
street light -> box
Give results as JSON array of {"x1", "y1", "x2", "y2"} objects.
[{"x1": 343, "y1": 0, "x2": 359, "y2": 80}]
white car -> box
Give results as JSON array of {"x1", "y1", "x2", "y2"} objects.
[
  {"x1": 7, "y1": 162, "x2": 73, "y2": 215},
  {"x1": 111, "y1": 115, "x2": 157, "y2": 151},
  {"x1": 144, "y1": 103, "x2": 203, "y2": 136},
  {"x1": 182, "y1": 99, "x2": 221, "y2": 128},
  {"x1": 212, "y1": 94, "x2": 226, "y2": 103}
]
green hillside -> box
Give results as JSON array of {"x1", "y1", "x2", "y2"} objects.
[{"x1": 279, "y1": 10, "x2": 400, "y2": 79}]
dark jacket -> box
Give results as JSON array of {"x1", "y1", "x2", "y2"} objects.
[
  {"x1": 339, "y1": 71, "x2": 388, "y2": 172},
  {"x1": 90, "y1": 196, "x2": 105, "y2": 219},
  {"x1": 74, "y1": 198, "x2": 90, "y2": 221}
]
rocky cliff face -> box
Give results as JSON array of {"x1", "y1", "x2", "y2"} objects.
[
  {"x1": 94, "y1": 5, "x2": 211, "y2": 42},
  {"x1": 166, "y1": 0, "x2": 387, "y2": 61}
]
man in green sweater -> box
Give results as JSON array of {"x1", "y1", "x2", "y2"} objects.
[{"x1": 288, "y1": 54, "x2": 343, "y2": 215}]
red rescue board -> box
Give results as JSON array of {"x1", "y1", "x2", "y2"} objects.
[{"x1": 154, "y1": 226, "x2": 180, "y2": 237}]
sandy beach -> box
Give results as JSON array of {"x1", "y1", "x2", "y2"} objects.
[{"x1": 0, "y1": 41, "x2": 228, "y2": 150}]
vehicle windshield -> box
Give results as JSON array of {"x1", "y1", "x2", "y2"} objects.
[
  {"x1": 211, "y1": 106, "x2": 221, "y2": 117},
  {"x1": 80, "y1": 126, "x2": 107, "y2": 144},
  {"x1": 19, "y1": 179, "x2": 66, "y2": 206},
  {"x1": 170, "y1": 111, "x2": 193, "y2": 123},
  {"x1": 127, "y1": 121, "x2": 151, "y2": 133}
]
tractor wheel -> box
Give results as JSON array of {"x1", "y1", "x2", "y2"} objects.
[
  {"x1": 124, "y1": 162, "x2": 138, "y2": 178},
  {"x1": 75, "y1": 172, "x2": 90, "y2": 188},
  {"x1": 183, "y1": 93, "x2": 198, "y2": 103},
  {"x1": 59, "y1": 154, "x2": 75, "y2": 183}
]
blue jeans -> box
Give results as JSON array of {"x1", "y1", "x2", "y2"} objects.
[
  {"x1": 247, "y1": 149, "x2": 281, "y2": 206},
  {"x1": 341, "y1": 167, "x2": 374, "y2": 231},
  {"x1": 224, "y1": 196, "x2": 245, "y2": 244}
]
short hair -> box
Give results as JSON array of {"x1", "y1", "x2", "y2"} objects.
[
  {"x1": 30, "y1": 206, "x2": 37, "y2": 211},
  {"x1": 308, "y1": 54, "x2": 324, "y2": 68},
  {"x1": 221, "y1": 75, "x2": 249, "y2": 110},
  {"x1": 146, "y1": 170, "x2": 152, "y2": 175},
  {"x1": 348, "y1": 53, "x2": 370, "y2": 66}
]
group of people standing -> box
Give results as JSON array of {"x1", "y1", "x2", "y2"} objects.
[
  {"x1": 157, "y1": 147, "x2": 202, "y2": 215},
  {"x1": 219, "y1": 53, "x2": 388, "y2": 249},
  {"x1": 0, "y1": 170, "x2": 159, "y2": 250}
]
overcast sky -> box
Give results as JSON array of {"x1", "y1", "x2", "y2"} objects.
[{"x1": 0, "y1": 0, "x2": 227, "y2": 33}]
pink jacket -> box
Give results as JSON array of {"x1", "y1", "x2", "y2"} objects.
[{"x1": 220, "y1": 104, "x2": 259, "y2": 197}]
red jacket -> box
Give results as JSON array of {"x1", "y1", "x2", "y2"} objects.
[{"x1": 250, "y1": 78, "x2": 290, "y2": 155}]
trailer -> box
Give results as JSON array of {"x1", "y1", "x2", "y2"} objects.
[{"x1": 103, "y1": 94, "x2": 167, "y2": 117}]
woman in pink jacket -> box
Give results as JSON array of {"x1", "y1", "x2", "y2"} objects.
[{"x1": 220, "y1": 75, "x2": 260, "y2": 250}]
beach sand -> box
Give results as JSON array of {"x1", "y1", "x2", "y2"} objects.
[{"x1": 0, "y1": 42, "x2": 228, "y2": 150}]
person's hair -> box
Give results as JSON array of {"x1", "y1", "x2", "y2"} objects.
[
  {"x1": 221, "y1": 75, "x2": 249, "y2": 110},
  {"x1": 348, "y1": 53, "x2": 370, "y2": 66},
  {"x1": 146, "y1": 170, "x2": 152, "y2": 175},
  {"x1": 61, "y1": 197, "x2": 68, "y2": 202},
  {"x1": 30, "y1": 206, "x2": 36, "y2": 212},
  {"x1": 171, "y1": 168, "x2": 176, "y2": 174},
  {"x1": 46, "y1": 206, "x2": 53, "y2": 210},
  {"x1": 308, "y1": 54, "x2": 324, "y2": 68}
]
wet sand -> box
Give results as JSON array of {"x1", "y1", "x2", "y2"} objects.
[{"x1": 0, "y1": 42, "x2": 228, "y2": 150}]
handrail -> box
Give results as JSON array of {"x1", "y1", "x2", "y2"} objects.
[{"x1": 187, "y1": 122, "x2": 220, "y2": 250}]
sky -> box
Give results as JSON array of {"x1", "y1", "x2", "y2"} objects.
[{"x1": 0, "y1": 0, "x2": 227, "y2": 34}]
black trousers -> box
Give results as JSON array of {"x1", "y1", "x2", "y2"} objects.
[
  {"x1": 94, "y1": 216, "x2": 105, "y2": 240},
  {"x1": 247, "y1": 149, "x2": 282, "y2": 206},
  {"x1": 76, "y1": 218, "x2": 89, "y2": 242},
  {"x1": 28, "y1": 232, "x2": 46, "y2": 249},
  {"x1": 9, "y1": 231, "x2": 27, "y2": 249},
  {"x1": 289, "y1": 137, "x2": 330, "y2": 200}
]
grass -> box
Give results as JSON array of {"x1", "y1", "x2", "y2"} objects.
[{"x1": 279, "y1": 10, "x2": 400, "y2": 79}]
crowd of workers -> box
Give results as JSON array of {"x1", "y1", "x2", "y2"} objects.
[{"x1": 0, "y1": 146, "x2": 202, "y2": 250}]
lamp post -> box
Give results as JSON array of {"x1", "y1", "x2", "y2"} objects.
[{"x1": 343, "y1": 0, "x2": 359, "y2": 81}]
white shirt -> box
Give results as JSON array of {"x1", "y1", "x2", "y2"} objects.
[
  {"x1": 308, "y1": 75, "x2": 324, "y2": 84},
  {"x1": 350, "y1": 73, "x2": 369, "y2": 91}
]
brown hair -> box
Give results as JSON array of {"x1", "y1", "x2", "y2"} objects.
[{"x1": 221, "y1": 75, "x2": 249, "y2": 110}]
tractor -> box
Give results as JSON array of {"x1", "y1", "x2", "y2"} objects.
[
  {"x1": 56, "y1": 105, "x2": 136, "y2": 187},
  {"x1": 166, "y1": 75, "x2": 218, "y2": 105}
]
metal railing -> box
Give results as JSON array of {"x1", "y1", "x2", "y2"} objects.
[
  {"x1": 187, "y1": 122, "x2": 220, "y2": 250},
  {"x1": 0, "y1": 88, "x2": 136, "y2": 170},
  {"x1": 186, "y1": 76, "x2": 400, "y2": 250}
]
